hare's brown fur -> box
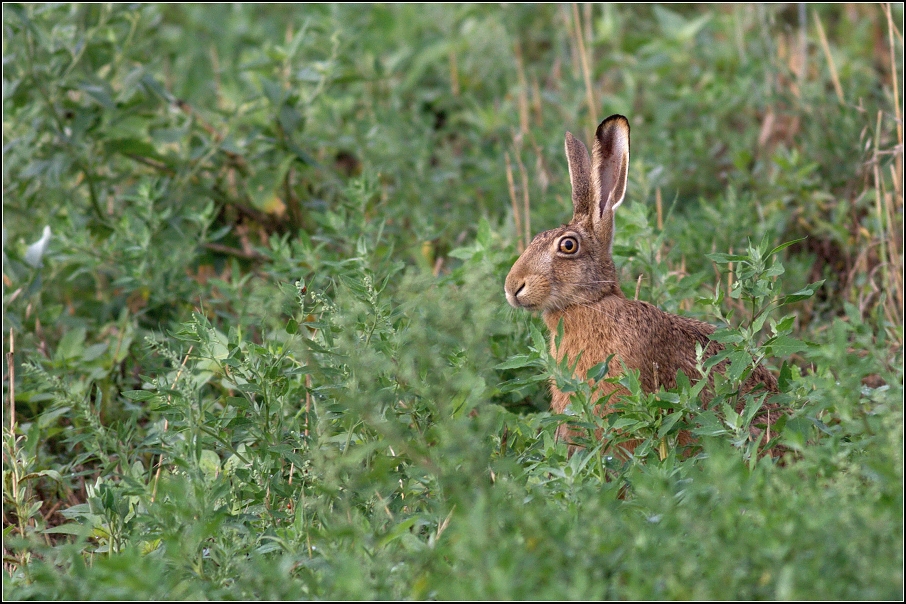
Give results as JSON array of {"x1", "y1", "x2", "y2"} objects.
[{"x1": 505, "y1": 115, "x2": 779, "y2": 453}]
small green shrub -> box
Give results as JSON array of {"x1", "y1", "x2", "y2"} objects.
[{"x1": 3, "y1": 3, "x2": 901, "y2": 600}]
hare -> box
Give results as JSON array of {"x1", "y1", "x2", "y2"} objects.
[{"x1": 504, "y1": 115, "x2": 779, "y2": 454}]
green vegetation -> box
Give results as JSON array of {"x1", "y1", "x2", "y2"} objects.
[{"x1": 3, "y1": 3, "x2": 902, "y2": 599}]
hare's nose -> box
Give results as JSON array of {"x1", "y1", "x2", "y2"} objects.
[
  {"x1": 504, "y1": 280, "x2": 526, "y2": 308},
  {"x1": 504, "y1": 280, "x2": 525, "y2": 297}
]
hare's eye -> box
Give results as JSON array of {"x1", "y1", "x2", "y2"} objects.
[{"x1": 558, "y1": 236, "x2": 579, "y2": 254}]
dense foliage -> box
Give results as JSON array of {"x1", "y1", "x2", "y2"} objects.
[{"x1": 3, "y1": 4, "x2": 902, "y2": 599}]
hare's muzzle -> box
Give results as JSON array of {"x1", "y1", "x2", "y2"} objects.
[
  {"x1": 505, "y1": 268, "x2": 550, "y2": 310},
  {"x1": 504, "y1": 281, "x2": 526, "y2": 308},
  {"x1": 505, "y1": 244, "x2": 554, "y2": 310}
]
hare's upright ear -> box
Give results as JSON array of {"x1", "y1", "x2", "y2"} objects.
[
  {"x1": 565, "y1": 132, "x2": 592, "y2": 219},
  {"x1": 591, "y1": 115, "x2": 630, "y2": 218}
]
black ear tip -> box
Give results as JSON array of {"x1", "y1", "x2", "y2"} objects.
[{"x1": 597, "y1": 114, "x2": 630, "y2": 135}]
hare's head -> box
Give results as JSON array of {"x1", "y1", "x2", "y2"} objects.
[{"x1": 505, "y1": 114, "x2": 630, "y2": 313}]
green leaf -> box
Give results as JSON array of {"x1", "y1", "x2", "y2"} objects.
[
  {"x1": 256, "y1": 541, "x2": 284, "y2": 555},
  {"x1": 706, "y1": 252, "x2": 750, "y2": 264},
  {"x1": 675, "y1": 369, "x2": 691, "y2": 391},
  {"x1": 657, "y1": 411, "x2": 684, "y2": 438},
  {"x1": 78, "y1": 81, "x2": 116, "y2": 109},
  {"x1": 778, "y1": 361, "x2": 793, "y2": 391},
  {"x1": 691, "y1": 411, "x2": 726, "y2": 436},
  {"x1": 763, "y1": 264, "x2": 785, "y2": 278},
  {"x1": 656, "y1": 391, "x2": 680, "y2": 405},
  {"x1": 653, "y1": 5, "x2": 712, "y2": 41},
  {"x1": 261, "y1": 77, "x2": 285, "y2": 105},
  {"x1": 764, "y1": 335, "x2": 809, "y2": 357},
  {"x1": 286, "y1": 318, "x2": 299, "y2": 335},
  {"x1": 246, "y1": 155, "x2": 295, "y2": 212},
  {"x1": 497, "y1": 373, "x2": 548, "y2": 393},
  {"x1": 44, "y1": 523, "x2": 95, "y2": 536},
  {"x1": 233, "y1": 382, "x2": 261, "y2": 394},
  {"x1": 105, "y1": 138, "x2": 161, "y2": 160},
  {"x1": 751, "y1": 310, "x2": 771, "y2": 335},
  {"x1": 21, "y1": 469, "x2": 62, "y2": 482},
  {"x1": 772, "y1": 314, "x2": 796, "y2": 335},
  {"x1": 588, "y1": 356, "x2": 613, "y2": 382},
  {"x1": 611, "y1": 417, "x2": 642, "y2": 431},
  {"x1": 726, "y1": 350, "x2": 752, "y2": 383},
  {"x1": 55, "y1": 328, "x2": 87, "y2": 361},
  {"x1": 709, "y1": 329, "x2": 744, "y2": 344},
  {"x1": 378, "y1": 516, "x2": 421, "y2": 548},
  {"x1": 778, "y1": 280, "x2": 825, "y2": 305},
  {"x1": 38, "y1": 406, "x2": 72, "y2": 428},
  {"x1": 59, "y1": 503, "x2": 93, "y2": 519},
  {"x1": 495, "y1": 355, "x2": 541, "y2": 370},
  {"x1": 721, "y1": 402, "x2": 741, "y2": 430},
  {"x1": 530, "y1": 323, "x2": 548, "y2": 353},
  {"x1": 199, "y1": 450, "x2": 221, "y2": 479},
  {"x1": 226, "y1": 396, "x2": 251, "y2": 410},
  {"x1": 447, "y1": 246, "x2": 476, "y2": 260},
  {"x1": 122, "y1": 390, "x2": 157, "y2": 401},
  {"x1": 767, "y1": 237, "x2": 806, "y2": 257},
  {"x1": 703, "y1": 349, "x2": 733, "y2": 370}
]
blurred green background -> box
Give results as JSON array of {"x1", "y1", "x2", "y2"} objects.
[{"x1": 2, "y1": 3, "x2": 902, "y2": 599}]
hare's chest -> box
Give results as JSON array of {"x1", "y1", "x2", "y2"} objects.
[
  {"x1": 548, "y1": 335, "x2": 628, "y2": 416},
  {"x1": 549, "y1": 375, "x2": 625, "y2": 415},
  {"x1": 547, "y1": 315, "x2": 628, "y2": 373}
]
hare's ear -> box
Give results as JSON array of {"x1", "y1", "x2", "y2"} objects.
[
  {"x1": 565, "y1": 132, "x2": 592, "y2": 219},
  {"x1": 591, "y1": 115, "x2": 630, "y2": 218}
]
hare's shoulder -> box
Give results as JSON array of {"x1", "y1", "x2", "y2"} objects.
[{"x1": 608, "y1": 298, "x2": 716, "y2": 351}]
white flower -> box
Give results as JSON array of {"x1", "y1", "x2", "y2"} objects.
[{"x1": 24, "y1": 225, "x2": 52, "y2": 268}]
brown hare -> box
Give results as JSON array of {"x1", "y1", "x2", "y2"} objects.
[{"x1": 504, "y1": 114, "x2": 779, "y2": 454}]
